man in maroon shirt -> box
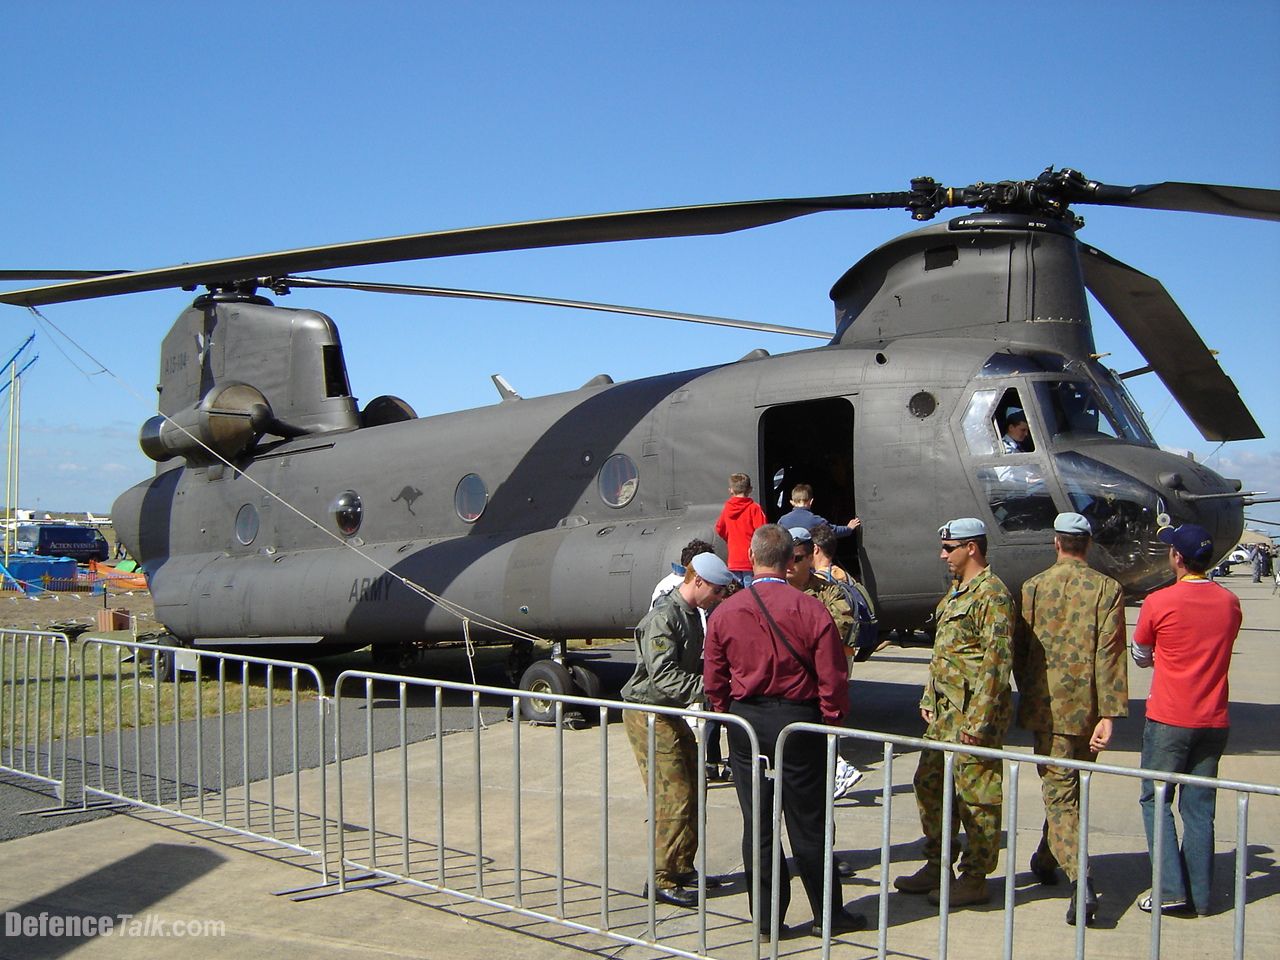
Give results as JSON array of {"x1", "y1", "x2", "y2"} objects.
[
  {"x1": 704, "y1": 524, "x2": 865, "y2": 939},
  {"x1": 1132, "y1": 522, "x2": 1241, "y2": 917}
]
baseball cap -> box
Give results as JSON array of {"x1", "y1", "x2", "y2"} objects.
[
  {"x1": 938, "y1": 517, "x2": 987, "y2": 540},
  {"x1": 689, "y1": 552, "x2": 734, "y2": 586},
  {"x1": 1157, "y1": 523, "x2": 1215, "y2": 566},
  {"x1": 1054, "y1": 512, "x2": 1092, "y2": 535}
]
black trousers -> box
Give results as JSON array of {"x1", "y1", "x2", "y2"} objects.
[{"x1": 727, "y1": 698, "x2": 840, "y2": 927}]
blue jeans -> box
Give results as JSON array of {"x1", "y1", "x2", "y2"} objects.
[
  {"x1": 1139, "y1": 720, "x2": 1229, "y2": 912},
  {"x1": 734, "y1": 571, "x2": 754, "y2": 589}
]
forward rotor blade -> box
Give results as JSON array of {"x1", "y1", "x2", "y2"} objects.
[
  {"x1": 1079, "y1": 244, "x2": 1263, "y2": 441},
  {"x1": 0, "y1": 192, "x2": 913, "y2": 308},
  {"x1": 0, "y1": 269, "x2": 127, "y2": 281},
  {"x1": 1070, "y1": 180, "x2": 1280, "y2": 221},
  {"x1": 279, "y1": 275, "x2": 832, "y2": 340}
]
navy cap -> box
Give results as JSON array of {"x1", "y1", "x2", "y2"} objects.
[
  {"x1": 1158, "y1": 523, "x2": 1215, "y2": 566},
  {"x1": 938, "y1": 517, "x2": 987, "y2": 540},
  {"x1": 787, "y1": 526, "x2": 813, "y2": 543},
  {"x1": 689, "y1": 552, "x2": 734, "y2": 586},
  {"x1": 1054, "y1": 512, "x2": 1092, "y2": 535},
  {"x1": 1006, "y1": 407, "x2": 1027, "y2": 424}
]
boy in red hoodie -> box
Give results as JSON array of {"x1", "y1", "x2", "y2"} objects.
[{"x1": 715, "y1": 473, "x2": 767, "y2": 587}]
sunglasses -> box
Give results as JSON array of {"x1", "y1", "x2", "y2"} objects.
[
  {"x1": 792, "y1": 553, "x2": 811, "y2": 563},
  {"x1": 940, "y1": 541, "x2": 970, "y2": 553}
]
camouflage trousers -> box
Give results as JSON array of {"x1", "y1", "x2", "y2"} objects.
[
  {"x1": 1032, "y1": 730, "x2": 1096, "y2": 882},
  {"x1": 913, "y1": 744, "x2": 1003, "y2": 878},
  {"x1": 623, "y1": 709, "x2": 699, "y2": 888}
]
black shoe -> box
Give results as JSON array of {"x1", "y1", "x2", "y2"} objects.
[
  {"x1": 835, "y1": 858, "x2": 855, "y2": 880},
  {"x1": 641, "y1": 883, "x2": 698, "y2": 908},
  {"x1": 810, "y1": 910, "x2": 867, "y2": 937},
  {"x1": 1065, "y1": 877, "x2": 1099, "y2": 926},
  {"x1": 1029, "y1": 850, "x2": 1060, "y2": 886},
  {"x1": 674, "y1": 871, "x2": 727, "y2": 889}
]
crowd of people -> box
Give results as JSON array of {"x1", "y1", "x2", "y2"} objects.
[{"x1": 620, "y1": 473, "x2": 1244, "y2": 937}]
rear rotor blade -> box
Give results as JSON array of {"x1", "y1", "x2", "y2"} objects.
[
  {"x1": 0, "y1": 191, "x2": 914, "y2": 307},
  {"x1": 1079, "y1": 244, "x2": 1263, "y2": 441},
  {"x1": 280, "y1": 275, "x2": 833, "y2": 339}
]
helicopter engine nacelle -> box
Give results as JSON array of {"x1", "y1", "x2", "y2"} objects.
[{"x1": 140, "y1": 381, "x2": 273, "y2": 464}]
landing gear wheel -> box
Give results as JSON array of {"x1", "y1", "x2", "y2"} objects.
[
  {"x1": 569, "y1": 663, "x2": 603, "y2": 700},
  {"x1": 371, "y1": 643, "x2": 415, "y2": 673},
  {"x1": 152, "y1": 646, "x2": 178, "y2": 683},
  {"x1": 518, "y1": 660, "x2": 574, "y2": 723}
]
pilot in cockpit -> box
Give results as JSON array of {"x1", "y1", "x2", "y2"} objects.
[{"x1": 1002, "y1": 407, "x2": 1034, "y2": 454}]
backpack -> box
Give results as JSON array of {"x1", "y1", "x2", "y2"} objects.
[{"x1": 819, "y1": 570, "x2": 879, "y2": 660}]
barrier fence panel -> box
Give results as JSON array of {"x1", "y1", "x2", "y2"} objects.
[
  {"x1": 0, "y1": 629, "x2": 72, "y2": 799},
  {"x1": 774, "y1": 721, "x2": 1280, "y2": 960},
  {"x1": 75, "y1": 638, "x2": 331, "y2": 880},
  {"x1": 331, "y1": 670, "x2": 769, "y2": 960}
]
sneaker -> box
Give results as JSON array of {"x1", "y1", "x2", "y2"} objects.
[
  {"x1": 894, "y1": 862, "x2": 948, "y2": 894},
  {"x1": 929, "y1": 872, "x2": 990, "y2": 907},
  {"x1": 832, "y1": 759, "x2": 863, "y2": 799},
  {"x1": 1138, "y1": 892, "x2": 1193, "y2": 916}
]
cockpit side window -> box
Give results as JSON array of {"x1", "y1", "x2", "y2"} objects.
[
  {"x1": 962, "y1": 389, "x2": 1000, "y2": 456},
  {"x1": 996, "y1": 388, "x2": 1035, "y2": 453}
]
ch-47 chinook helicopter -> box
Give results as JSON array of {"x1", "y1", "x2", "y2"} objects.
[{"x1": 2, "y1": 167, "x2": 1276, "y2": 711}]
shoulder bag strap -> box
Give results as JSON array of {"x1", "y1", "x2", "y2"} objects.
[{"x1": 748, "y1": 585, "x2": 818, "y2": 684}]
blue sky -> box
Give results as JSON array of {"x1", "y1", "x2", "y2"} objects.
[{"x1": 2, "y1": 1, "x2": 1278, "y2": 536}]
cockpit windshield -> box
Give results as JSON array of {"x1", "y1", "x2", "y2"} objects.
[{"x1": 1034, "y1": 376, "x2": 1153, "y2": 446}]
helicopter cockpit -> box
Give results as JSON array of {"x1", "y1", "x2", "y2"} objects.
[{"x1": 960, "y1": 352, "x2": 1187, "y2": 593}]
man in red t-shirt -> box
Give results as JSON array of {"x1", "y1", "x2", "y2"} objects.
[
  {"x1": 1132, "y1": 522, "x2": 1241, "y2": 917},
  {"x1": 715, "y1": 473, "x2": 767, "y2": 587}
]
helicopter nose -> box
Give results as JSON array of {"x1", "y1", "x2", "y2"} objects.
[{"x1": 1054, "y1": 450, "x2": 1247, "y2": 595}]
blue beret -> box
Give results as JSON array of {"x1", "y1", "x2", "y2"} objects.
[
  {"x1": 787, "y1": 526, "x2": 813, "y2": 543},
  {"x1": 938, "y1": 517, "x2": 987, "y2": 540},
  {"x1": 689, "y1": 552, "x2": 734, "y2": 586},
  {"x1": 1054, "y1": 512, "x2": 1092, "y2": 535}
]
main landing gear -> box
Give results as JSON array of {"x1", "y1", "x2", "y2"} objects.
[{"x1": 509, "y1": 639, "x2": 604, "y2": 725}]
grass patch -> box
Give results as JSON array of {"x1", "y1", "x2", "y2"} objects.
[{"x1": 1, "y1": 637, "x2": 321, "y2": 748}]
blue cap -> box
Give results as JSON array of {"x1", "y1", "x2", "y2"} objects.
[
  {"x1": 1006, "y1": 407, "x2": 1026, "y2": 424},
  {"x1": 689, "y1": 552, "x2": 734, "y2": 586},
  {"x1": 787, "y1": 526, "x2": 813, "y2": 543},
  {"x1": 1054, "y1": 512, "x2": 1092, "y2": 535},
  {"x1": 1158, "y1": 523, "x2": 1215, "y2": 566},
  {"x1": 938, "y1": 517, "x2": 987, "y2": 540}
]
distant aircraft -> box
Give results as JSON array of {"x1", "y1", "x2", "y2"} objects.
[{"x1": 84, "y1": 511, "x2": 112, "y2": 527}]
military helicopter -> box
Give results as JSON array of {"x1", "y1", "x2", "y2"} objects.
[{"x1": 2, "y1": 167, "x2": 1276, "y2": 713}]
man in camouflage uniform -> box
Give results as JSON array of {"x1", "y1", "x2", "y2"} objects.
[
  {"x1": 895, "y1": 517, "x2": 1013, "y2": 907},
  {"x1": 1015, "y1": 512, "x2": 1127, "y2": 925},
  {"x1": 785, "y1": 527, "x2": 854, "y2": 646},
  {"x1": 622, "y1": 551, "x2": 734, "y2": 908}
]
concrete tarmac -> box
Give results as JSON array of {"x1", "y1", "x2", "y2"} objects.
[{"x1": 1, "y1": 577, "x2": 1277, "y2": 959}]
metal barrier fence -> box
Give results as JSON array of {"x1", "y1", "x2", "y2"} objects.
[
  {"x1": 773, "y1": 722, "x2": 1280, "y2": 960},
  {"x1": 75, "y1": 638, "x2": 332, "y2": 880},
  {"x1": 331, "y1": 669, "x2": 769, "y2": 960},
  {"x1": 0, "y1": 629, "x2": 72, "y2": 799},
  {"x1": 4, "y1": 636, "x2": 1277, "y2": 960}
]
